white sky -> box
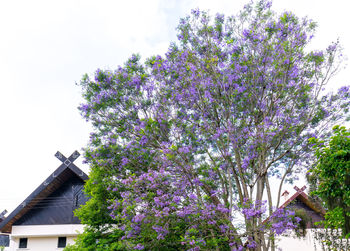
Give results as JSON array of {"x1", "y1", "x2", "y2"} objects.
[{"x1": 0, "y1": 0, "x2": 349, "y2": 214}]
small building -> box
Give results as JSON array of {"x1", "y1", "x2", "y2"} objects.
[
  {"x1": 0, "y1": 210, "x2": 9, "y2": 250},
  {"x1": 0, "y1": 151, "x2": 88, "y2": 251},
  {"x1": 276, "y1": 185, "x2": 326, "y2": 251}
]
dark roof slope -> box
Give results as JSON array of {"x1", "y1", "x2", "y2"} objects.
[{"x1": 0, "y1": 151, "x2": 88, "y2": 233}]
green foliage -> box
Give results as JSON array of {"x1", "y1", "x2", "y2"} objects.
[
  {"x1": 308, "y1": 125, "x2": 350, "y2": 238},
  {"x1": 64, "y1": 150, "x2": 124, "y2": 251},
  {"x1": 323, "y1": 207, "x2": 346, "y2": 231},
  {"x1": 293, "y1": 209, "x2": 313, "y2": 237},
  {"x1": 65, "y1": 146, "x2": 190, "y2": 250}
]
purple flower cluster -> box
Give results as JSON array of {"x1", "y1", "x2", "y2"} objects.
[
  {"x1": 265, "y1": 208, "x2": 301, "y2": 235},
  {"x1": 241, "y1": 199, "x2": 267, "y2": 220}
]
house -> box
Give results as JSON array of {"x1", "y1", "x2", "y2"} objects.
[
  {"x1": 0, "y1": 151, "x2": 89, "y2": 251},
  {"x1": 0, "y1": 211, "x2": 9, "y2": 250},
  {"x1": 276, "y1": 185, "x2": 326, "y2": 251}
]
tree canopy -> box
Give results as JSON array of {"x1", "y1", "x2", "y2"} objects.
[
  {"x1": 309, "y1": 125, "x2": 350, "y2": 240},
  {"x1": 72, "y1": 1, "x2": 350, "y2": 250}
]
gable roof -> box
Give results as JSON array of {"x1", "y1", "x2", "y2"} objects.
[
  {"x1": 0, "y1": 151, "x2": 88, "y2": 233},
  {"x1": 279, "y1": 185, "x2": 326, "y2": 216},
  {"x1": 262, "y1": 185, "x2": 326, "y2": 226}
]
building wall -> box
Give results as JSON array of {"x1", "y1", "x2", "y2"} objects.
[
  {"x1": 9, "y1": 236, "x2": 76, "y2": 251},
  {"x1": 7, "y1": 224, "x2": 84, "y2": 251},
  {"x1": 11, "y1": 224, "x2": 84, "y2": 237}
]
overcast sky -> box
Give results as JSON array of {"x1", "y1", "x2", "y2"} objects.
[{"x1": 0, "y1": 0, "x2": 349, "y2": 214}]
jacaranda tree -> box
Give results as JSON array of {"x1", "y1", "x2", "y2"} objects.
[{"x1": 74, "y1": 1, "x2": 350, "y2": 250}]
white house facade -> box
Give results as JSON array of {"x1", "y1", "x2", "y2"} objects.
[{"x1": 8, "y1": 225, "x2": 84, "y2": 251}]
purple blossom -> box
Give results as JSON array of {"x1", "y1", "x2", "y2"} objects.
[
  {"x1": 134, "y1": 244, "x2": 144, "y2": 250},
  {"x1": 78, "y1": 1, "x2": 349, "y2": 249}
]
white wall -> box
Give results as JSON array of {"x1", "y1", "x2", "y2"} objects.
[
  {"x1": 11, "y1": 224, "x2": 84, "y2": 237},
  {"x1": 10, "y1": 236, "x2": 76, "y2": 251},
  {"x1": 277, "y1": 229, "x2": 321, "y2": 251},
  {"x1": 7, "y1": 224, "x2": 84, "y2": 251}
]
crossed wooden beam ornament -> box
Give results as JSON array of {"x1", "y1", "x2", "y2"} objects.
[
  {"x1": 40, "y1": 150, "x2": 82, "y2": 185},
  {"x1": 55, "y1": 150, "x2": 80, "y2": 167},
  {"x1": 294, "y1": 185, "x2": 306, "y2": 194}
]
